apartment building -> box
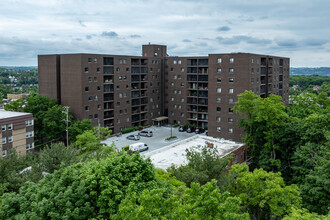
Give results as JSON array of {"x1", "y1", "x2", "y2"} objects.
[
  {"x1": 38, "y1": 44, "x2": 289, "y2": 142},
  {"x1": 0, "y1": 110, "x2": 34, "y2": 157}
]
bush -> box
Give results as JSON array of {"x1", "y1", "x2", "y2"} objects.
[
  {"x1": 121, "y1": 127, "x2": 135, "y2": 134},
  {"x1": 165, "y1": 136, "x2": 177, "y2": 141},
  {"x1": 122, "y1": 145, "x2": 129, "y2": 151},
  {"x1": 173, "y1": 124, "x2": 179, "y2": 128}
]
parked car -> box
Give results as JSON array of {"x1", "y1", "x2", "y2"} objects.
[
  {"x1": 126, "y1": 134, "x2": 140, "y2": 141},
  {"x1": 195, "y1": 128, "x2": 205, "y2": 134},
  {"x1": 186, "y1": 127, "x2": 196, "y2": 133},
  {"x1": 129, "y1": 142, "x2": 149, "y2": 152},
  {"x1": 138, "y1": 130, "x2": 153, "y2": 137},
  {"x1": 179, "y1": 125, "x2": 188, "y2": 132}
]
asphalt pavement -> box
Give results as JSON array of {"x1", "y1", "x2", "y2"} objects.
[{"x1": 102, "y1": 125, "x2": 206, "y2": 152}]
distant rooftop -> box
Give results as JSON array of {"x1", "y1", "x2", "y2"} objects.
[
  {"x1": 0, "y1": 110, "x2": 31, "y2": 119},
  {"x1": 144, "y1": 135, "x2": 245, "y2": 170}
]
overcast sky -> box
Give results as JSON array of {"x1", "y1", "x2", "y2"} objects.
[{"x1": 0, "y1": 0, "x2": 329, "y2": 67}]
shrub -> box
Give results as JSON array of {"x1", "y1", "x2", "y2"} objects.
[
  {"x1": 173, "y1": 124, "x2": 179, "y2": 128},
  {"x1": 165, "y1": 136, "x2": 177, "y2": 141},
  {"x1": 122, "y1": 145, "x2": 129, "y2": 151},
  {"x1": 121, "y1": 127, "x2": 135, "y2": 134}
]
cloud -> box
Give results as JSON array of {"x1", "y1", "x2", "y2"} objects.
[
  {"x1": 86, "y1": 35, "x2": 92, "y2": 40},
  {"x1": 78, "y1": 20, "x2": 86, "y2": 27},
  {"x1": 129, "y1": 34, "x2": 141, "y2": 38},
  {"x1": 275, "y1": 39, "x2": 298, "y2": 47},
  {"x1": 216, "y1": 26, "x2": 230, "y2": 32},
  {"x1": 101, "y1": 31, "x2": 118, "y2": 38},
  {"x1": 302, "y1": 38, "x2": 328, "y2": 47},
  {"x1": 216, "y1": 35, "x2": 272, "y2": 45},
  {"x1": 182, "y1": 39, "x2": 191, "y2": 43}
]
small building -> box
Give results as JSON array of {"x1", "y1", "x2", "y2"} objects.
[
  {"x1": 144, "y1": 135, "x2": 246, "y2": 170},
  {"x1": 7, "y1": 93, "x2": 29, "y2": 100},
  {"x1": 0, "y1": 110, "x2": 34, "y2": 157}
]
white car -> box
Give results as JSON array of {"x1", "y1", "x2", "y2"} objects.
[{"x1": 129, "y1": 142, "x2": 149, "y2": 152}]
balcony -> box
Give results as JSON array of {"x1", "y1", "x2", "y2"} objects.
[
  {"x1": 260, "y1": 85, "x2": 266, "y2": 94},
  {"x1": 187, "y1": 75, "x2": 197, "y2": 81},
  {"x1": 141, "y1": 59, "x2": 148, "y2": 65},
  {"x1": 104, "y1": 111, "x2": 114, "y2": 119},
  {"x1": 261, "y1": 58, "x2": 267, "y2": 66},
  {"x1": 104, "y1": 93, "x2": 114, "y2": 101},
  {"x1": 104, "y1": 84, "x2": 114, "y2": 93},
  {"x1": 187, "y1": 98, "x2": 198, "y2": 105},
  {"x1": 187, "y1": 67, "x2": 198, "y2": 73},
  {"x1": 198, "y1": 106, "x2": 208, "y2": 113},
  {"x1": 198, "y1": 67, "x2": 208, "y2": 74},
  {"x1": 198, "y1": 98, "x2": 208, "y2": 105},
  {"x1": 198, "y1": 75, "x2": 208, "y2": 82},
  {"x1": 261, "y1": 67, "x2": 267, "y2": 75},
  {"x1": 198, "y1": 91, "x2": 208, "y2": 98},
  {"x1": 132, "y1": 115, "x2": 140, "y2": 122},
  {"x1": 103, "y1": 66, "x2": 114, "y2": 74},
  {"x1": 103, "y1": 57, "x2": 114, "y2": 65},
  {"x1": 141, "y1": 97, "x2": 148, "y2": 105},
  {"x1": 187, "y1": 59, "x2": 198, "y2": 66},
  {"x1": 188, "y1": 91, "x2": 197, "y2": 97},
  {"x1": 132, "y1": 99, "x2": 140, "y2": 106},
  {"x1": 131, "y1": 67, "x2": 140, "y2": 74},
  {"x1": 198, "y1": 59, "x2": 208, "y2": 66},
  {"x1": 104, "y1": 102, "x2": 114, "y2": 110},
  {"x1": 131, "y1": 75, "x2": 140, "y2": 82},
  {"x1": 131, "y1": 59, "x2": 140, "y2": 65}
]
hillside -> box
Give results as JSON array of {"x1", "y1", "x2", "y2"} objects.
[{"x1": 290, "y1": 67, "x2": 330, "y2": 76}]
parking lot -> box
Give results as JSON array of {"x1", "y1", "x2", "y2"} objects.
[{"x1": 102, "y1": 126, "x2": 206, "y2": 152}]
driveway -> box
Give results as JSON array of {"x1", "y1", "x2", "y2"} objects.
[{"x1": 102, "y1": 126, "x2": 206, "y2": 152}]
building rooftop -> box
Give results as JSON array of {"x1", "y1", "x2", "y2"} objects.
[
  {"x1": 144, "y1": 135, "x2": 245, "y2": 170},
  {"x1": 0, "y1": 110, "x2": 32, "y2": 120}
]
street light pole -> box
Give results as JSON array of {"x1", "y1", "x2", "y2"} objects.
[{"x1": 62, "y1": 106, "x2": 70, "y2": 146}]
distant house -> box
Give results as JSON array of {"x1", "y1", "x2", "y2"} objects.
[
  {"x1": 313, "y1": 85, "x2": 321, "y2": 91},
  {"x1": 292, "y1": 85, "x2": 299, "y2": 90},
  {"x1": 7, "y1": 93, "x2": 29, "y2": 100},
  {"x1": 0, "y1": 110, "x2": 34, "y2": 157}
]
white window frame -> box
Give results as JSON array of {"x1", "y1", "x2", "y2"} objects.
[
  {"x1": 229, "y1": 88, "x2": 234, "y2": 93},
  {"x1": 8, "y1": 136, "x2": 13, "y2": 143},
  {"x1": 8, "y1": 124, "x2": 12, "y2": 130},
  {"x1": 2, "y1": 137, "x2": 6, "y2": 144},
  {"x1": 1, "y1": 125, "x2": 6, "y2": 131},
  {"x1": 217, "y1": 88, "x2": 221, "y2": 93}
]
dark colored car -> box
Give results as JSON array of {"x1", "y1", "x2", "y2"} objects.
[
  {"x1": 186, "y1": 127, "x2": 196, "y2": 133},
  {"x1": 195, "y1": 128, "x2": 205, "y2": 134},
  {"x1": 138, "y1": 130, "x2": 153, "y2": 137},
  {"x1": 178, "y1": 125, "x2": 188, "y2": 132},
  {"x1": 126, "y1": 135, "x2": 140, "y2": 141}
]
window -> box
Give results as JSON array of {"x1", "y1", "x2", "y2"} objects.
[
  {"x1": 229, "y1": 78, "x2": 234, "y2": 83},
  {"x1": 216, "y1": 117, "x2": 221, "y2": 122},
  {"x1": 85, "y1": 67, "x2": 89, "y2": 73},
  {"x1": 217, "y1": 77, "x2": 221, "y2": 82},
  {"x1": 97, "y1": 67, "x2": 100, "y2": 72},
  {"x1": 217, "y1": 68, "x2": 222, "y2": 73},
  {"x1": 2, "y1": 137, "x2": 6, "y2": 144},
  {"x1": 251, "y1": 58, "x2": 254, "y2": 63},
  {"x1": 217, "y1": 107, "x2": 221, "y2": 112},
  {"x1": 89, "y1": 115, "x2": 92, "y2": 119},
  {"x1": 173, "y1": 104, "x2": 177, "y2": 109},
  {"x1": 126, "y1": 118, "x2": 130, "y2": 122},
  {"x1": 88, "y1": 77, "x2": 92, "y2": 82},
  {"x1": 150, "y1": 98, "x2": 153, "y2": 102},
  {"x1": 217, "y1": 58, "x2": 222, "y2": 63},
  {"x1": 173, "y1": 60, "x2": 177, "y2": 64},
  {"x1": 178, "y1": 75, "x2": 182, "y2": 79},
  {"x1": 181, "y1": 82, "x2": 184, "y2": 87},
  {"x1": 116, "y1": 102, "x2": 120, "y2": 106},
  {"x1": 85, "y1": 87, "x2": 89, "y2": 92},
  {"x1": 178, "y1": 90, "x2": 182, "y2": 94},
  {"x1": 2, "y1": 150, "x2": 7, "y2": 157},
  {"x1": 228, "y1": 128, "x2": 233, "y2": 133},
  {"x1": 235, "y1": 155, "x2": 239, "y2": 163},
  {"x1": 98, "y1": 104, "x2": 101, "y2": 110},
  {"x1": 228, "y1": 118, "x2": 233, "y2": 122},
  {"x1": 217, "y1": 88, "x2": 221, "y2": 93},
  {"x1": 170, "y1": 67, "x2": 174, "y2": 72},
  {"x1": 173, "y1": 90, "x2": 177, "y2": 94},
  {"x1": 117, "y1": 119, "x2": 120, "y2": 124},
  {"x1": 229, "y1": 88, "x2": 234, "y2": 93},
  {"x1": 123, "y1": 76, "x2": 127, "y2": 80},
  {"x1": 181, "y1": 67, "x2": 184, "y2": 72},
  {"x1": 94, "y1": 95, "x2": 98, "y2": 100},
  {"x1": 88, "y1": 96, "x2": 92, "y2": 101},
  {"x1": 26, "y1": 131, "x2": 34, "y2": 138},
  {"x1": 217, "y1": 127, "x2": 221, "y2": 132},
  {"x1": 229, "y1": 68, "x2": 234, "y2": 73},
  {"x1": 97, "y1": 86, "x2": 101, "y2": 91},
  {"x1": 26, "y1": 143, "x2": 34, "y2": 150},
  {"x1": 178, "y1": 105, "x2": 182, "y2": 109},
  {"x1": 181, "y1": 98, "x2": 184, "y2": 102},
  {"x1": 251, "y1": 67, "x2": 254, "y2": 73},
  {"x1": 94, "y1": 58, "x2": 97, "y2": 63},
  {"x1": 229, "y1": 108, "x2": 233, "y2": 113},
  {"x1": 170, "y1": 82, "x2": 174, "y2": 87},
  {"x1": 119, "y1": 76, "x2": 122, "y2": 80},
  {"x1": 216, "y1": 97, "x2": 221, "y2": 103},
  {"x1": 119, "y1": 93, "x2": 122, "y2": 98},
  {"x1": 85, "y1": 106, "x2": 89, "y2": 111},
  {"x1": 8, "y1": 124, "x2": 12, "y2": 130},
  {"x1": 1, "y1": 125, "x2": 5, "y2": 131},
  {"x1": 94, "y1": 77, "x2": 97, "y2": 82},
  {"x1": 116, "y1": 67, "x2": 120, "y2": 72},
  {"x1": 94, "y1": 114, "x2": 98, "y2": 119},
  {"x1": 170, "y1": 97, "x2": 174, "y2": 101},
  {"x1": 229, "y1": 58, "x2": 234, "y2": 63},
  {"x1": 178, "y1": 60, "x2": 182, "y2": 64},
  {"x1": 251, "y1": 78, "x2": 254, "y2": 83},
  {"x1": 173, "y1": 75, "x2": 177, "y2": 79},
  {"x1": 88, "y1": 58, "x2": 92, "y2": 62},
  {"x1": 26, "y1": 120, "x2": 33, "y2": 126},
  {"x1": 229, "y1": 98, "x2": 234, "y2": 103}
]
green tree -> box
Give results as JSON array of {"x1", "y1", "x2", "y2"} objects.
[
  {"x1": 74, "y1": 127, "x2": 111, "y2": 154},
  {"x1": 0, "y1": 152, "x2": 157, "y2": 219},
  {"x1": 4, "y1": 98, "x2": 25, "y2": 111},
  {"x1": 283, "y1": 208, "x2": 329, "y2": 220},
  {"x1": 114, "y1": 180, "x2": 250, "y2": 220},
  {"x1": 68, "y1": 119, "x2": 93, "y2": 143},
  {"x1": 38, "y1": 142, "x2": 79, "y2": 173},
  {"x1": 168, "y1": 146, "x2": 232, "y2": 187},
  {"x1": 229, "y1": 164, "x2": 301, "y2": 220}
]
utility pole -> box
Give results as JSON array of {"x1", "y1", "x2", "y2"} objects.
[{"x1": 62, "y1": 106, "x2": 70, "y2": 146}]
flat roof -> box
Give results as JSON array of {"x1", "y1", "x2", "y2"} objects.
[
  {"x1": 144, "y1": 135, "x2": 245, "y2": 170},
  {"x1": 0, "y1": 110, "x2": 32, "y2": 119}
]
